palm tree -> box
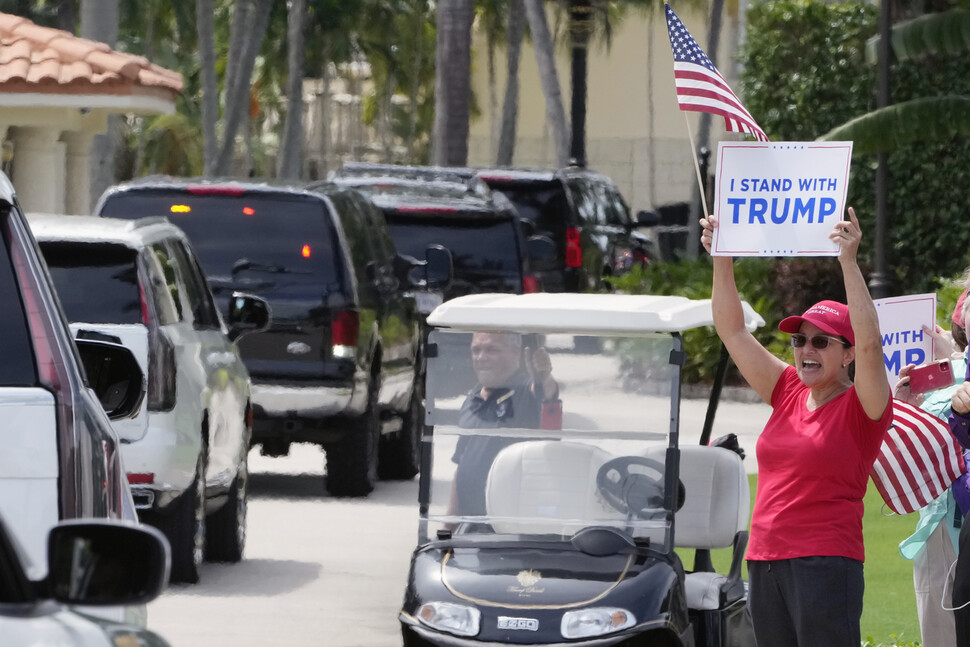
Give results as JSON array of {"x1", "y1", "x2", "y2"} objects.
[
  {"x1": 214, "y1": 0, "x2": 273, "y2": 176},
  {"x1": 81, "y1": 0, "x2": 119, "y2": 209},
  {"x1": 196, "y1": 0, "x2": 218, "y2": 176},
  {"x1": 433, "y1": 0, "x2": 476, "y2": 165},
  {"x1": 277, "y1": 0, "x2": 307, "y2": 179},
  {"x1": 523, "y1": 0, "x2": 569, "y2": 167},
  {"x1": 497, "y1": 0, "x2": 526, "y2": 164}
]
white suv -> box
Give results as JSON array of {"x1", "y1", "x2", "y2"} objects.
[
  {"x1": 0, "y1": 171, "x2": 151, "y2": 633},
  {"x1": 29, "y1": 214, "x2": 269, "y2": 584}
]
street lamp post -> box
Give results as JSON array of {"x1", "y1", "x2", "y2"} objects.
[
  {"x1": 569, "y1": 0, "x2": 593, "y2": 167},
  {"x1": 870, "y1": 0, "x2": 894, "y2": 298}
]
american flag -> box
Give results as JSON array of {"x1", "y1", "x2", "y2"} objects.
[{"x1": 665, "y1": 3, "x2": 769, "y2": 142}]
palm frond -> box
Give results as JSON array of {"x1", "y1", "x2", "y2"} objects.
[
  {"x1": 865, "y1": 8, "x2": 970, "y2": 64},
  {"x1": 818, "y1": 96, "x2": 970, "y2": 155}
]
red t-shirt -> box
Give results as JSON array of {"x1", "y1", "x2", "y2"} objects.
[{"x1": 747, "y1": 366, "x2": 892, "y2": 562}]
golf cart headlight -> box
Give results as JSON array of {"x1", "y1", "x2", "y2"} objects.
[
  {"x1": 417, "y1": 602, "x2": 481, "y2": 637},
  {"x1": 561, "y1": 607, "x2": 635, "y2": 638}
]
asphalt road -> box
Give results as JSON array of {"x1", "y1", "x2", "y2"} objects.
[{"x1": 144, "y1": 393, "x2": 772, "y2": 647}]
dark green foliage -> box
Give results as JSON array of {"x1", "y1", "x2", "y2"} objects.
[
  {"x1": 741, "y1": 0, "x2": 970, "y2": 294},
  {"x1": 739, "y1": 0, "x2": 878, "y2": 142}
]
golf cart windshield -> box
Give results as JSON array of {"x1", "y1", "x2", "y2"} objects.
[{"x1": 424, "y1": 328, "x2": 679, "y2": 553}]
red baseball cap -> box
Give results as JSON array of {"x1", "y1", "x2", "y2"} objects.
[
  {"x1": 778, "y1": 300, "x2": 854, "y2": 346},
  {"x1": 953, "y1": 290, "x2": 968, "y2": 326}
]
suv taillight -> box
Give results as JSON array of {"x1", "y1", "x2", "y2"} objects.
[
  {"x1": 142, "y1": 284, "x2": 175, "y2": 412},
  {"x1": 147, "y1": 325, "x2": 176, "y2": 411},
  {"x1": 522, "y1": 275, "x2": 540, "y2": 293},
  {"x1": 565, "y1": 227, "x2": 582, "y2": 268},
  {"x1": 331, "y1": 310, "x2": 359, "y2": 359}
]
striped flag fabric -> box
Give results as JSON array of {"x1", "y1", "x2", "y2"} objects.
[
  {"x1": 664, "y1": 3, "x2": 769, "y2": 142},
  {"x1": 870, "y1": 399, "x2": 967, "y2": 515}
]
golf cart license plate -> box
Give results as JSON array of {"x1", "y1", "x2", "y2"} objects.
[{"x1": 497, "y1": 616, "x2": 539, "y2": 631}]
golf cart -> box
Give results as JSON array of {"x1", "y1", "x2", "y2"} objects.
[{"x1": 400, "y1": 292, "x2": 763, "y2": 647}]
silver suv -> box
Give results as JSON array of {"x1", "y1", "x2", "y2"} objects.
[
  {"x1": 29, "y1": 214, "x2": 269, "y2": 584},
  {"x1": 0, "y1": 174, "x2": 145, "y2": 590}
]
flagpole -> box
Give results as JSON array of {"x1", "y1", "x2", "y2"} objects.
[{"x1": 683, "y1": 113, "x2": 710, "y2": 218}]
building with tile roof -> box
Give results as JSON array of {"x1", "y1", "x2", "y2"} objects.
[{"x1": 0, "y1": 12, "x2": 182, "y2": 214}]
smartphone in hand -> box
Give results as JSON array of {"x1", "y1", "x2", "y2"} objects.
[{"x1": 908, "y1": 360, "x2": 955, "y2": 394}]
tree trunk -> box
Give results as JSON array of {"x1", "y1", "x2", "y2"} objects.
[
  {"x1": 81, "y1": 0, "x2": 119, "y2": 210},
  {"x1": 320, "y1": 53, "x2": 333, "y2": 176},
  {"x1": 196, "y1": 0, "x2": 219, "y2": 176},
  {"x1": 487, "y1": 25, "x2": 498, "y2": 161},
  {"x1": 224, "y1": 0, "x2": 252, "y2": 124},
  {"x1": 215, "y1": 0, "x2": 273, "y2": 176},
  {"x1": 381, "y1": 70, "x2": 395, "y2": 163},
  {"x1": 277, "y1": 0, "x2": 307, "y2": 179},
  {"x1": 697, "y1": 0, "x2": 725, "y2": 154},
  {"x1": 406, "y1": 12, "x2": 425, "y2": 163},
  {"x1": 522, "y1": 0, "x2": 569, "y2": 167},
  {"x1": 497, "y1": 0, "x2": 525, "y2": 166},
  {"x1": 432, "y1": 0, "x2": 475, "y2": 166},
  {"x1": 690, "y1": 0, "x2": 725, "y2": 258}
]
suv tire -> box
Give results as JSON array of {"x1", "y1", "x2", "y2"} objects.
[
  {"x1": 205, "y1": 453, "x2": 248, "y2": 563},
  {"x1": 152, "y1": 443, "x2": 207, "y2": 584},
  {"x1": 326, "y1": 374, "x2": 380, "y2": 497},
  {"x1": 378, "y1": 376, "x2": 423, "y2": 480}
]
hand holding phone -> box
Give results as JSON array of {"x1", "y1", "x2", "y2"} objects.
[{"x1": 908, "y1": 360, "x2": 955, "y2": 395}]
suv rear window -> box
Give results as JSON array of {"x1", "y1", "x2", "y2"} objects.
[
  {"x1": 98, "y1": 192, "x2": 344, "y2": 289},
  {"x1": 39, "y1": 242, "x2": 142, "y2": 325},
  {"x1": 477, "y1": 180, "x2": 568, "y2": 244},
  {"x1": 384, "y1": 213, "x2": 524, "y2": 292}
]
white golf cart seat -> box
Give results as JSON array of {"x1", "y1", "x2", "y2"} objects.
[
  {"x1": 485, "y1": 440, "x2": 626, "y2": 535},
  {"x1": 660, "y1": 444, "x2": 750, "y2": 611}
]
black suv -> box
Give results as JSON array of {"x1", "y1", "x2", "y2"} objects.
[
  {"x1": 332, "y1": 163, "x2": 660, "y2": 293},
  {"x1": 472, "y1": 167, "x2": 659, "y2": 292},
  {"x1": 325, "y1": 175, "x2": 554, "y2": 305},
  {"x1": 95, "y1": 178, "x2": 449, "y2": 497}
]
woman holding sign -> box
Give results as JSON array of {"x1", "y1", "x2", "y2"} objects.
[{"x1": 700, "y1": 207, "x2": 892, "y2": 647}]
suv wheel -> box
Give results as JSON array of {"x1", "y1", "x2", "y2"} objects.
[
  {"x1": 326, "y1": 375, "x2": 379, "y2": 496},
  {"x1": 152, "y1": 443, "x2": 207, "y2": 584},
  {"x1": 377, "y1": 377, "x2": 422, "y2": 480},
  {"x1": 205, "y1": 453, "x2": 248, "y2": 562}
]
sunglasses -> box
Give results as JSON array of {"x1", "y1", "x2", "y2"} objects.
[{"x1": 789, "y1": 333, "x2": 848, "y2": 350}]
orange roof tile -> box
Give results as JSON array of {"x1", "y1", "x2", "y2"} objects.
[{"x1": 0, "y1": 12, "x2": 182, "y2": 99}]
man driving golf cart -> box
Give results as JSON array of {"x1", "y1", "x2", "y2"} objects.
[{"x1": 450, "y1": 331, "x2": 561, "y2": 518}]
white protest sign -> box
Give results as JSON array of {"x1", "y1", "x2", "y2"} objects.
[
  {"x1": 874, "y1": 293, "x2": 937, "y2": 385},
  {"x1": 712, "y1": 141, "x2": 853, "y2": 256}
]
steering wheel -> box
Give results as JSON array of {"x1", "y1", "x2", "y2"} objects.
[{"x1": 596, "y1": 456, "x2": 683, "y2": 518}]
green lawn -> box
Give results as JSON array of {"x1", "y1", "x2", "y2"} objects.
[{"x1": 677, "y1": 474, "x2": 923, "y2": 646}]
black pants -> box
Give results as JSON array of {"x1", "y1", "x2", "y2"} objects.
[
  {"x1": 748, "y1": 556, "x2": 864, "y2": 647},
  {"x1": 955, "y1": 518, "x2": 970, "y2": 647}
]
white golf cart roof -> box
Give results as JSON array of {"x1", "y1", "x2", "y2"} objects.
[{"x1": 426, "y1": 292, "x2": 764, "y2": 336}]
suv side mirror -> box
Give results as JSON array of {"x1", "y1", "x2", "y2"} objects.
[
  {"x1": 75, "y1": 339, "x2": 145, "y2": 420},
  {"x1": 401, "y1": 244, "x2": 453, "y2": 290},
  {"x1": 422, "y1": 245, "x2": 453, "y2": 288},
  {"x1": 227, "y1": 292, "x2": 271, "y2": 342},
  {"x1": 636, "y1": 210, "x2": 660, "y2": 227},
  {"x1": 47, "y1": 520, "x2": 169, "y2": 606},
  {"x1": 526, "y1": 235, "x2": 557, "y2": 262}
]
